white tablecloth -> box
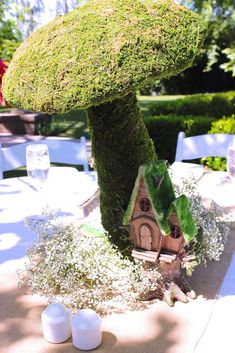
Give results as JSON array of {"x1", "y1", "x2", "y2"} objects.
[
  {"x1": 0, "y1": 167, "x2": 98, "y2": 265},
  {"x1": 198, "y1": 171, "x2": 235, "y2": 215},
  {"x1": 171, "y1": 162, "x2": 235, "y2": 216}
]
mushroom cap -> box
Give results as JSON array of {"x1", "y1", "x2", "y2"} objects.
[{"x1": 2, "y1": 0, "x2": 206, "y2": 114}]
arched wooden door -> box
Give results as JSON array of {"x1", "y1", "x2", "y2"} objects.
[{"x1": 130, "y1": 216, "x2": 162, "y2": 252}]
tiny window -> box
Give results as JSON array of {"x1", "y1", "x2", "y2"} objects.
[
  {"x1": 170, "y1": 225, "x2": 182, "y2": 239},
  {"x1": 139, "y1": 198, "x2": 151, "y2": 212}
]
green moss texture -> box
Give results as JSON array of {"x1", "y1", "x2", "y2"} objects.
[
  {"x1": 88, "y1": 93, "x2": 156, "y2": 245},
  {"x1": 3, "y1": 0, "x2": 206, "y2": 113}
]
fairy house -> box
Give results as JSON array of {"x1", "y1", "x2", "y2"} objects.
[{"x1": 123, "y1": 160, "x2": 197, "y2": 263}]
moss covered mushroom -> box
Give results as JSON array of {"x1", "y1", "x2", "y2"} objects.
[{"x1": 2, "y1": 0, "x2": 206, "y2": 247}]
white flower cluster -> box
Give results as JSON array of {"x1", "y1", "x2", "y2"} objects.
[
  {"x1": 171, "y1": 172, "x2": 233, "y2": 266},
  {"x1": 19, "y1": 211, "x2": 158, "y2": 315}
]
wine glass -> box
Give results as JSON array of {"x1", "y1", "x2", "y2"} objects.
[
  {"x1": 227, "y1": 143, "x2": 235, "y2": 183},
  {"x1": 26, "y1": 144, "x2": 50, "y2": 190}
]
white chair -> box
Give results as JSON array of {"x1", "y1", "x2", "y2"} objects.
[
  {"x1": 175, "y1": 131, "x2": 235, "y2": 162},
  {"x1": 0, "y1": 136, "x2": 89, "y2": 179}
]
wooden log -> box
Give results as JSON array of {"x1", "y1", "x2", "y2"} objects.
[
  {"x1": 132, "y1": 249, "x2": 159, "y2": 263},
  {"x1": 159, "y1": 253, "x2": 177, "y2": 263}
]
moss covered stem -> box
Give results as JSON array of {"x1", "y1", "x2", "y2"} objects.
[{"x1": 87, "y1": 92, "x2": 156, "y2": 246}]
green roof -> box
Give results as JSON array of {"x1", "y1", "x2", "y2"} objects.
[
  {"x1": 123, "y1": 160, "x2": 197, "y2": 241},
  {"x1": 167, "y1": 195, "x2": 197, "y2": 242}
]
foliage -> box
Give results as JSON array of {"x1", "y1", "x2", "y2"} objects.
[
  {"x1": 172, "y1": 173, "x2": 232, "y2": 267},
  {"x1": 34, "y1": 113, "x2": 53, "y2": 135},
  {"x1": 2, "y1": 0, "x2": 206, "y2": 113},
  {"x1": 143, "y1": 91, "x2": 235, "y2": 166},
  {"x1": 201, "y1": 115, "x2": 235, "y2": 171},
  {"x1": 157, "y1": 0, "x2": 235, "y2": 94},
  {"x1": 0, "y1": 0, "x2": 22, "y2": 60},
  {"x1": 188, "y1": 0, "x2": 235, "y2": 74},
  {"x1": 14, "y1": 0, "x2": 45, "y2": 39},
  {"x1": 0, "y1": 0, "x2": 49, "y2": 60},
  {"x1": 148, "y1": 91, "x2": 235, "y2": 118},
  {"x1": 45, "y1": 109, "x2": 89, "y2": 138},
  {"x1": 220, "y1": 47, "x2": 235, "y2": 77},
  {"x1": 209, "y1": 115, "x2": 235, "y2": 134},
  {"x1": 144, "y1": 114, "x2": 215, "y2": 164}
]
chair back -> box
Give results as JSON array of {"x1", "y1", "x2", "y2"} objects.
[
  {"x1": 0, "y1": 136, "x2": 89, "y2": 179},
  {"x1": 175, "y1": 131, "x2": 235, "y2": 162}
]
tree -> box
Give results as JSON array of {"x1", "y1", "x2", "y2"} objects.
[
  {"x1": 221, "y1": 47, "x2": 235, "y2": 77},
  {"x1": 0, "y1": 0, "x2": 22, "y2": 61},
  {"x1": 159, "y1": 0, "x2": 235, "y2": 93},
  {"x1": 13, "y1": 0, "x2": 45, "y2": 38},
  {"x1": 0, "y1": 0, "x2": 46, "y2": 60},
  {"x1": 184, "y1": 0, "x2": 235, "y2": 74},
  {"x1": 2, "y1": 0, "x2": 206, "y2": 247}
]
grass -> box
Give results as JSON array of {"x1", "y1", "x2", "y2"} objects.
[
  {"x1": 0, "y1": 108, "x2": 12, "y2": 113},
  {"x1": 4, "y1": 169, "x2": 27, "y2": 179},
  {"x1": 48, "y1": 95, "x2": 185, "y2": 139},
  {"x1": 138, "y1": 95, "x2": 184, "y2": 120},
  {"x1": 47, "y1": 109, "x2": 89, "y2": 139},
  {"x1": 138, "y1": 94, "x2": 184, "y2": 102}
]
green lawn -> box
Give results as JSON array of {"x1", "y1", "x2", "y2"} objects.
[
  {"x1": 48, "y1": 95, "x2": 185, "y2": 139},
  {"x1": 138, "y1": 95, "x2": 184, "y2": 102},
  {"x1": 48, "y1": 109, "x2": 89, "y2": 139}
]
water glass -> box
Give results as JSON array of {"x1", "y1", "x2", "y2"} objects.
[
  {"x1": 227, "y1": 144, "x2": 235, "y2": 182},
  {"x1": 26, "y1": 144, "x2": 50, "y2": 190}
]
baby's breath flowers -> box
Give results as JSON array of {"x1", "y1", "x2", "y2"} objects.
[
  {"x1": 18, "y1": 211, "x2": 156, "y2": 315},
  {"x1": 171, "y1": 171, "x2": 233, "y2": 268},
  {"x1": 18, "y1": 173, "x2": 234, "y2": 314}
]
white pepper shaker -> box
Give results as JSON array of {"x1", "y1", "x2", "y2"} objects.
[
  {"x1": 41, "y1": 303, "x2": 71, "y2": 343},
  {"x1": 71, "y1": 308, "x2": 102, "y2": 350}
]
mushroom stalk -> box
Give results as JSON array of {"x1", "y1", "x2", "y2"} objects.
[{"x1": 87, "y1": 92, "x2": 156, "y2": 247}]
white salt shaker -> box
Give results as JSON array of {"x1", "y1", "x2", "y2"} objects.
[
  {"x1": 41, "y1": 303, "x2": 71, "y2": 343},
  {"x1": 71, "y1": 308, "x2": 102, "y2": 350}
]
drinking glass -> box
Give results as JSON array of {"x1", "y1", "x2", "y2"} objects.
[
  {"x1": 227, "y1": 144, "x2": 235, "y2": 183},
  {"x1": 26, "y1": 144, "x2": 50, "y2": 190}
]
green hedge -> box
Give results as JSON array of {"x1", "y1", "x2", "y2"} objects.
[
  {"x1": 201, "y1": 115, "x2": 235, "y2": 171},
  {"x1": 144, "y1": 114, "x2": 216, "y2": 164},
  {"x1": 148, "y1": 91, "x2": 235, "y2": 118},
  {"x1": 209, "y1": 115, "x2": 235, "y2": 133}
]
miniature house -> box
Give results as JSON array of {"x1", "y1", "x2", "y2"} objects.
[{"x1": 123, "y1": 160, "x2": 197, "y2": 263}]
